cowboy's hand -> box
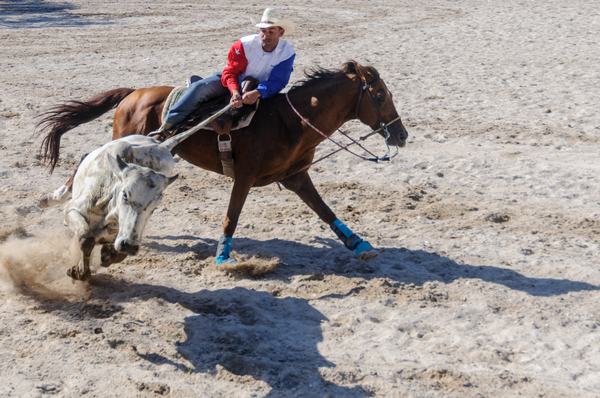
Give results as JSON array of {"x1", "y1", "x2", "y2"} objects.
[
  {"x1": 242, "y1": 90, "x2": 261, "y2": 105},
  {"x1": 230, "y1": 90, "x2": 243, "y2": 109}
]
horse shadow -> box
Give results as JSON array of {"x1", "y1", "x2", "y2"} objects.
[
  {"x1": 84, "y1": 278, "x2": 368, "y2": 397},
  {"x1": 145, "y1": 234, "x2": 600, "y2": 297},
  {"x1": 0, "y1": 1, "x2": 111, "y2": 28}
]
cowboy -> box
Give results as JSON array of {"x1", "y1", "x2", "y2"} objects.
[{"x1": 153, "y1": 8, "x2": 296, "y2": 134}]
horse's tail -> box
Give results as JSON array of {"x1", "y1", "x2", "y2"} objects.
[{"x1": 37, "y1": 87, "x2": 135, "y2": 173}]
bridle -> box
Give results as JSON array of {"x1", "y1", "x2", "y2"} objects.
[
  {"x1": 285, "y1": 63, "x2": 402, "y2": 165},
  {"x1": 351, "y1": 64, "x2": 402, "y2": 162}
]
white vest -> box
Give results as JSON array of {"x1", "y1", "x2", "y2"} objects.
[{"x1": 238, "y1": 34, "x2": 295, "y2": 82}]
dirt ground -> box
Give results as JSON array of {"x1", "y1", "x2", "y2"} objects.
[{"x1": 1, "y1": 1, "x2": 599, "y2": 397}]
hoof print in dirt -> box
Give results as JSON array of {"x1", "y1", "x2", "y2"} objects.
[{"x1": 485, "y1": 212, "x2": 510, "y2": 223}]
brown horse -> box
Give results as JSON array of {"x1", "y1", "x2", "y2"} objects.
[{"x1": 38, "y1": 61, "x2": 409, "y2": 264}]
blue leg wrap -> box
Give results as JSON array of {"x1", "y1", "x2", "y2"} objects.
[
  {"x1": 330, "y1": 219, "x2": 374, "y2": 257},
  {"x1": 215, "y1": 235, "x2": 235, "y2": 265}
]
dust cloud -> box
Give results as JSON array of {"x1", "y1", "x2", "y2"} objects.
[
  {"x1": 217, "y1": 255, "x2": 281, "y2": 277},
  {"x1": 0, "y1": 226, "x2": 89, "y2": 300}
]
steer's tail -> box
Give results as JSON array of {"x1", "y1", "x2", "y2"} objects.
[{"x1": 38, "y1": 87, "x2": 135, "y2": 173}]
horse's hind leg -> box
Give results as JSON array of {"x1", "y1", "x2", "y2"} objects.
[{"x1": 281, "y1": 171, "x2": 377, "y2": 259}]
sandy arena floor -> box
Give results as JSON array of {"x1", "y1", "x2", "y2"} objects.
[{"x1": 1, "y1": 1, "x2": 599, "y2": 397}]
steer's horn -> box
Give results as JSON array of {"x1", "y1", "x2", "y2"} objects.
[
  {"x1": 106, "y1": 153, "x2": 128, "y2": 173},
  {"x1": 160, "y1": 104, "x2": 232, "y2": 153},
  {"x1": 115, "y1": 154, "x2": 128, "y2": 171}
]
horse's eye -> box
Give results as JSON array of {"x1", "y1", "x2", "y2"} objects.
[
  {"x1": 376, "y1": 90, "x2": 386, "y2": 104},
  {"x1": 122, "y1": 192, "x2": 129, "y2": 203}
]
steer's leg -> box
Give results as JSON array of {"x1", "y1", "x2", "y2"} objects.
[
  {"x1": 281, "y1": 171, "x2": 376, "y2": 259},
  {"x1": 67, "y1": 237, "x2": 94, "y2": 281},
  {"x1": 65, "y1": 209, "x2": 94, "y2": 280},
  {"x1": 38, "y1": 177, "x2": 72, "y2": 208},
  {"x1": 215, "y1": 177, "x2": 254, "y2": 265},
  {"x1": 39, "y1": 154, "x2": 87, "y2": 208}
]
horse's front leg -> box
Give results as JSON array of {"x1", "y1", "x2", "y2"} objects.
[
  {"x1": 215, "y1": 177, "x2": 254, "y2": 265},
  {"x1": 281, "y1": 171, "x2": 377, "y2": 259}
]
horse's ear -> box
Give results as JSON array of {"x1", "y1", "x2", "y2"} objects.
[
  {"x1": 363, "y1": 68, "x2": 375, "y2": 83},
  {"x1": 342, "y1": 61, "x2": 358, "y2": 75}
]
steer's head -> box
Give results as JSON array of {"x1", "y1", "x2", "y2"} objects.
[{"x1": 109, "y1": 155, "x2": 177, "y2": 255}]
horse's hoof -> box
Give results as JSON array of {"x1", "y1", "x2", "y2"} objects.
[
  {"x1": 358, "y1": 250, "x2": 378, "y2": 260},
  {"x1": 215, "y1": 256, "x2": 237, "y2": 266},
  {"x1": 354, "y1": 241, "x2": 377, "y2": 260}
]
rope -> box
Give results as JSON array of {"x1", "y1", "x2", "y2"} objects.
[{"x1": 161, "y1": 86, "x2": 188, "y2": 124}]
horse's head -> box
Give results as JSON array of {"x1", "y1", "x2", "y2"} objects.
[
  {"x1": 108, "y1": 155, "x2": 178, "y2": 255},
  {"x1": 343, "y1": 61, "x2": 409, "y2": 148}
]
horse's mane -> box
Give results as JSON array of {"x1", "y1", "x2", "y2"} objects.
[
  {"x1": 289, "y1": 61, "x2": 380, "y2": 92},
  {"x1": 290, "y1": 66, "x2": 346, "y2": 91}
]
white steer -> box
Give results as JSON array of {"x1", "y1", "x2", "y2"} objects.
[
  {"x1": 43, "y1": 108, "x2": 226, "y2": 280},
  {"x1": 63, "y1": 135, "x2": 179, "y2": 280}
]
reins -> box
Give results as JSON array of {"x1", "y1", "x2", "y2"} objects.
[
  {"x1": 311, "y1": 126, "x2": 394, "y2": 165},
  {"x1": 284, "y1": 68, "x2": 401, "y2": 166}
]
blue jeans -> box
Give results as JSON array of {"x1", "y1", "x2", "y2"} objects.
[{"x1": 164, "y1": 73, "x2": 228, "y2": 127}]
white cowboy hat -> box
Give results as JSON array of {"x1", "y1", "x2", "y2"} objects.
[{"x1": 254, "y1": 8, "x2": 295, "y2": 35}]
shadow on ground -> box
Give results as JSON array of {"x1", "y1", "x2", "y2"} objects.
[
  {"x1": 81, "y1": 278, "x2": 368, "y2": 397},
  {"x1": 0, "y1": 0, "x2": 111, "y2": 28},
  {"x1": 25, "y1": 234, "x2": 598, "y2": 396},
  {"x1": 146, "y1": 234, "x2": 600, "y2": 297}
]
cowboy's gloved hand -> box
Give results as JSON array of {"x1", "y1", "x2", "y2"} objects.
[
  {"x1": 242, "y1": 90, "x2": 261, "y2": 105},
  {"x1": 230, "y1": 90, "x2": 243, "y2": 109}
]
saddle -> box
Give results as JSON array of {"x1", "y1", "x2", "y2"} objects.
[
  {"x1": 161, "y1": 77, "x2": 260, "y2": 179},
  {"x1": 163, "y1": 76, "x2": 259, "y2": 137}
]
